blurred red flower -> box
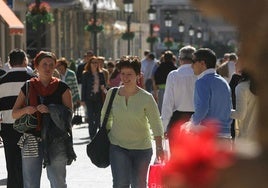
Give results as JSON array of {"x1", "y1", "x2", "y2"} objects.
[{"x1": 162, "y1": 120, "x2": 235, "y2": 188}]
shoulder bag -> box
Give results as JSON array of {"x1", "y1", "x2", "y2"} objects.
[
  {"x1": 86, "y1": 87, "x2": 118, "y2": 168},
  {"x1": 13, "y1": 81, "x2": 38, "y2": 133}
]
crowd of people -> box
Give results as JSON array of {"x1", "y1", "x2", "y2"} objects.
[{"x1": 0, "y1": 45, "x2": 258, "y2": 188}]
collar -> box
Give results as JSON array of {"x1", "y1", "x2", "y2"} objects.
[
  {"x1": 7, "y1": 67, "x2": 27, "y2": 72},
  {"x1": 198, "y1": 68, "x2": 216, "y2": 79},
  {"x1": 180, "y1": 64, "x2": 192, "y2": 68}
]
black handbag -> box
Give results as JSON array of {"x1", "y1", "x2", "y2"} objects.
[
  {"x1": 86, "y1": 87, "x2": 118, "y2": 168},
  {"x1": 71, "y1": 106, "x2": 83, "y2": 125},
  {"x1": 13, "y1": 81, "x2": 38, "y2": 133}
]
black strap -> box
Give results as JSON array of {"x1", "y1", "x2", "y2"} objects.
[
  {"x1": 25, "y1": 80, "x2": 30, "y2": 106},
  {"x1": 102, "y1": 88, "x2": 118, "y2": 128}
]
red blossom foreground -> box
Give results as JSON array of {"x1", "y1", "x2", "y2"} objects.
[{"x1": 162, "y1": 121, "x2": 234, "y2": 188}]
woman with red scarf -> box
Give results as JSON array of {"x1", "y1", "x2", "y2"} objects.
[{"x1": 12, "y1": 51, "x2": 74, "y2": 188}]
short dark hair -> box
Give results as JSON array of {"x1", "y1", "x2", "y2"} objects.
[
  {"x1": 194, "y1": 48, "x2": 217, "y2": 69},
  {"x1": 148, "y1": 53, "x2": 155, "y2": 60},
  {"x1": 8, "y1": 48, "x2": 27, "y2": 67},
  {"x1": 229, "y1": 53, "x2": 238, "y2": 61},
  {"x1": 164, "y1": 50, "x2": 173, "y2": 62},
  {"x1": 56, "y1": 57, "x2": 68, "y2": 68},
  {"x1": 144, "y1": 50, "x2": 150, "y2": 56},
  {"x1": 118, "y1": 56, "x2": 141, "y2": 75}
]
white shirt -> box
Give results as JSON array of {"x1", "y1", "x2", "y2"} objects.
[
  {"x1": 231, "y1": 81, "x2": 258, "y2": 140},
  {"x1": 227, "y1": 61, "x2": 236, "y2": 83},
  {"x1": 161, "y1": 64, "x2": 197, "y2": 131}
]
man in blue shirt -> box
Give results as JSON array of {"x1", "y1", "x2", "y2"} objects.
[{"x1": 190, "y1": 48, "x2": 232, "y2": 138}]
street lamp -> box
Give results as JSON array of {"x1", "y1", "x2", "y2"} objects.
[
  {"x1": 178, "y1": 20, "x2": 185, "y2": 46},
  {"x1": 196, "y1": 27, "x2": 203, "y2": 47},
  {"x1": 92, "y1": 0, "x2": 98, "y2": 55},
  {"x1": 147, "y1": 4, "x2": 156, "y2": 52},
  {"x1": 164, "y1": 11, "x2": 172, "y2": 50},
  {"x1": 188, "y1": 24, "x2": 195, "y2": 45},
  {"x1": 123, "y1": 0, "x2": 134, "y2": 55}
]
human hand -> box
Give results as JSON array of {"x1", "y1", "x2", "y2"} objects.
[
  {"x1": 36, "y1": 104, "x2": 49, "y2": 113},
  {"x1": 156, "y1": 148, "x2": 165, "y2": 163},
  {"x1": 25, "y1": 106, "x2": 37, "y2": 115}
]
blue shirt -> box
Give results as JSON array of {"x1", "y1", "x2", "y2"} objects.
[{"x1": 191, "y1": 69, "x2": 232, "y2": 137}]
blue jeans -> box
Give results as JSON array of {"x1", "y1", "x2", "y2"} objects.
[
  {"x1": 46, "y1": 154, "x2": 67, "y2": 188},
  {"x1": 22, "y1": 141, "x2": 67, "y2": 188},
  {"x1": 21, "y1": 143, "x2": 43, "y2": 188},
  {"x1": 110, "y1": 144, "x2": 153, "y2": 188}
]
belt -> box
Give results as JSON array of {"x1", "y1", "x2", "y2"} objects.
[{"x1": 158, "y1": 84, "x2": 166, "y2": 89}]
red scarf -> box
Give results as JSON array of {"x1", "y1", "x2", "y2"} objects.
[{"x1": 29, "y1": 77, "x2": 59, "y2": 131}]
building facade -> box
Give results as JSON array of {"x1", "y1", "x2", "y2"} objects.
[{"x1": 0, "y1": 0, "x2": 237, "y2": 64}]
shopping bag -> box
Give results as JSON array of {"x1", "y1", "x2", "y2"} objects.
[{"x1": 148, "y1": 163, "x2": 165, "y2": 188}]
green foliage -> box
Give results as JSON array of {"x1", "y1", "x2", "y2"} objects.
[
  {"x1": 26, "y1": 12, "x2": 54, "y2": 30},
  {"x1": 146, "y1": 36, "x2": 158, "y2": 44},
  {"x1": 164, "y1": 41, "x2": 173, "y2": 48},
  {"x1": 84, "y1": 24, "x2": 104, "y2": 33},
  {"x1": 121, "y1": 32, "x2": 135, "y2": 40}
]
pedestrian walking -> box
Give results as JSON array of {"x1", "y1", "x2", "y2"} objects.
[
  {"x1": 56, "y1": 57, "x2": 81, "y2": 109},
  {"x1": 189, "y1": 48, "x2": 232, "y2": 145},
  {"x1": 161, "y1": 46, "x2": 196, "y2": 154},
  {"x1": 12, "y1": 51, "x2": 76, "y2": 188},
  {"x1": 102, "y1": 56, "x2": 164, "y2": 188},
  {"x1": 81, "y1": 56, "x2": 106, "y2": 139},
  {"x1": 0, "y1": 49, "x2": 36, "y2": 188}
]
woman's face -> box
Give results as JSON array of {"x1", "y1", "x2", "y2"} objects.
[
  {"x1": 90, "y1": 59, "x2": 99, "y2": 70},
  {"x1": 120, "y1": 67, "x2": 138, "y2": 86},
  {"x1": 56, "y1": 64, "x2": 66, "y2": 75},
  {"x1": 37, "y1": 57, "x2": 56, "y2": 79}
]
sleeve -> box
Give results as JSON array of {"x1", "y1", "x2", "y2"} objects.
[
  {"x1": 81, "y1": 73, "x2": 86, "y2": 101},
  {"x1": 191, "y1": 80, "x2": 210, "y2": 125},
  {"x1": 21, "y1": 82, "x2": 27, "y2": 96},
  {"x1": 145, "y1": 94, "x2": 164, "y2": 137},
  {"x1": 100, "y1": 72, "x2": 106, "y2": 87},
  {"x1": 70, "y1": 71, "x2": 80, "y2": 102},
  {"x1": 161, "y1": 72, "x2": 175, "y2": 131}
]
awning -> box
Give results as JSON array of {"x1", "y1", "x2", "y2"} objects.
[{"x1": 0, "y1": 0, "x2": 24, "y2": 35}]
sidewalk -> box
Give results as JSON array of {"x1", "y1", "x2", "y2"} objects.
[
  {"x1": 0, "y1": 123, "x2": 113, "y2": 188},
  {"x1": 0, "y1": 123, "x2": 158, "y2": 188}
]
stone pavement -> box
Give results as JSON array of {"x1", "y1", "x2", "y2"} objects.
[{"x1": 0, "y1": 122, "x2": 158, "y2": 188}]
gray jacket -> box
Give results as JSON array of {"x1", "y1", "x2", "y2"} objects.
[{"x1": 42, "y1": 104, "x2": 76, "y2": 167}]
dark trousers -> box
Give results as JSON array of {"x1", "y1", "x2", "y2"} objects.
[
  {"x1": 86, "y1": 97, "x2": 103, "y2": 139},
  {"x1": 167, "y1": 111, "x2": 194, "y2": 133},
  {"x1": 167, "y1": 111, "x2": 193, "y2": 155},
  {"x1": 0, "y1": 123, "x2": 23, "y2": 188}
]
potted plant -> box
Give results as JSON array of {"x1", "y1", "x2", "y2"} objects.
[
  {"x1": 146, "y1": 36, "x2": 158, "y2": 44},
  {"x1": 84, "y1": 18, "x2": 104, "y2": 33},
  {"x1": 26, "y1": 1, "x2": 54, "y2": 30},
  {"x1": 164, "y1": 37, "x2": 174, "y2": 48},
  {"x1": 121, "y1": 32, "x2": 135, "y2": 40}
]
